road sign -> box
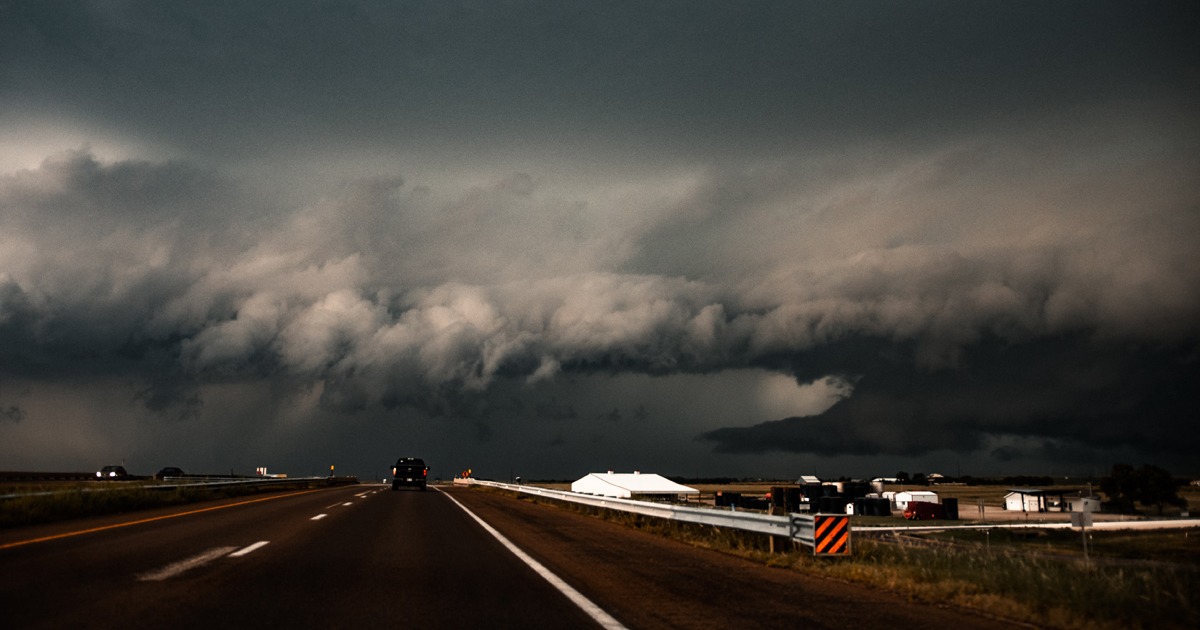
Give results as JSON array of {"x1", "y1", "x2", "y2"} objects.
[
  {"x1": 813, "y1": 515, "x2": 850, "y2": 555},
  {"x1": 790, "y1": 513, "x2": 852, "y2": 556}
]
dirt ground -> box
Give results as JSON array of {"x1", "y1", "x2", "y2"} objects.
[{"x1": 446, "y1": 485, "x2": 1025, "y2": 630}]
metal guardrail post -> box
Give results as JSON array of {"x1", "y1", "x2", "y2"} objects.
[{"x1": 789, "y1": 513, "x2": 815, "y2": 547}]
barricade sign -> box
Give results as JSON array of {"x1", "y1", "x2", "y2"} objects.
[
  {"x1": 813, "y1": 514, "x2": 850, "y2": 555},
  {"x1": 789, "y1": 513, "x2": 851, "y2": 556}
]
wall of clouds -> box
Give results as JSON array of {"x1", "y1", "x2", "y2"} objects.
[{"x1": 3, "y1": 118, "x2": 1197, "y2": 472}]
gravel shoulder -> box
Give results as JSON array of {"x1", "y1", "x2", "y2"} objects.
[{"x1": 444, "y1": 486, "x2": 1026, "y2": 630}]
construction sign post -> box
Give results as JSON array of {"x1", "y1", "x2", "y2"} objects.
[{"x1": 789, "y1": 513, "x2": 851, "y2": 556}]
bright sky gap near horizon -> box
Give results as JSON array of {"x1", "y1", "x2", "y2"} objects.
[{"x1": 1, "y1": 1, "x2": 1197, "y2": 480}]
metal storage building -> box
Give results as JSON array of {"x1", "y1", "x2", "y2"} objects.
[
  {"x1": 1005, "y1": 489, "x2": 1047, "y2": 512},
  {"x1": 1004, "y1": 489, "x2": 1101, "y2": 513},
  {"x1": 892, "y1": 490, "x2": 939, "y2": 510}
]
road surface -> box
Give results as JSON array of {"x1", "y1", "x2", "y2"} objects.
[{"x1": 0, "y1": 484, "x2": 1021, "y2": 629}]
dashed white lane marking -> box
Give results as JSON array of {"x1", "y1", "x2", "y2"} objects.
[
  {"x1": 342, "y1": 502, "x2": 353, "y2": 506},
  {"x1": 229, "y1": 541, "x2": 270, "y2": 557},
  {"x1": 138, "y1": 546, "x2": 238, "y2": 581},
  {"x1": 311, "y1": 514, "x2": 327, "y2": 520},
  {"x1": 438, "y1": 490, "x2": 628, "y2": 630}
]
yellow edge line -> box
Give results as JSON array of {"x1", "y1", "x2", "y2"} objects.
[{"x1": 0, "y1": 488, "x2": 325, "y2": 550}]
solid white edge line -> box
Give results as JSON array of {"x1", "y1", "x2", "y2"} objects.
[
  {"x1": 311, "y1": 513, "x2": 327, "y2": 520},
  {"x1": 437, "y1": 489, "x2": 629, "y2": 630},
  {"x1": 229, "y1": 541, "x2": 270, "y2": 557},
  {"x1": 137, "y1": 546, "x2": 238, "y2": 581}
]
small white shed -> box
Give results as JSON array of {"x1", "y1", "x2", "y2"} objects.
[
  {"x1": 1061, "y1": 495, "x2": 1100, "y2": 513},
  {"x1": 571, "y1": 471, "x2": 699, "y2": 499},
  {"x1": 1004, "y1": 490, "x2": 1046, "y2": 512},
  {"x1": 893, "y1": 490, "x2": 939, "y2": 510}
]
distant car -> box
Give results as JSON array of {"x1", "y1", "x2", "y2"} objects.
[
  {"x1": 155, "y1": 467, "x2": 185, "y2": 480},
  {"x1": 391, "y1": 457, "x2": 428, "y2": 491},
  {"x1": 95, "y1": 465, "x2": 128, "y2": 480}
]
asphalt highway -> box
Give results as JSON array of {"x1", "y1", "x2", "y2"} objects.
[
  {"x1": 1, "y1": 484, "x2": 1021, "y2": 629},
  {"x1": 0, "y1": 484, "x2": 602, "y2": 629}
]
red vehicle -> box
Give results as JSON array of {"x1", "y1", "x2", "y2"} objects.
[{"x1": 903, "y1": 501, "x2": 946, "y2": 520}]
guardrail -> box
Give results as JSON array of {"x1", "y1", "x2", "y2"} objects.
[
  {"x1": 457, "y1": 478, "x2": 850, "y2": 554},
  {"x1": 147, "y1": 476, "x2": 337, "y2": 491},
  {"x1": 455, "y1": 480, "x2": 1200, "y2": 543}
]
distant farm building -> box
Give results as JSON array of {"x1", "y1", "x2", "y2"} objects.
[
  {"x1": 1005, "y1": 489, "x2": 1100, "y2": 513},
  {"x1": 1005, "y1": 489, "x2": 1045, "y2": 511},
  {"x1": 571, "y1": 471, "x2": 699, "y2": 500},
  {"x1": 1060, "y1": 494, "x2": 1101, "y2": 512},
  {"x1": 892, "y1": 490, "x2": 939, "y2": 510}
]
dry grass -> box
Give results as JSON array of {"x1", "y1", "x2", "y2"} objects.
[{"x1": 502, "y1": 486, "x2": 1200, "y2": 630}]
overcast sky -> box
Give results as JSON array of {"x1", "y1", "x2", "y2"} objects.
[{"x1": 2, "y1": 1, "x2": 1197, "y2": 481}]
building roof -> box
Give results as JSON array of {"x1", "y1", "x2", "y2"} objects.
[
  {"x1": 1006, "y1": 488, "x2": 1095, "y2": 498},
  {"x1": 570, "y1": 472, "x2": 699, "y2": 499}
]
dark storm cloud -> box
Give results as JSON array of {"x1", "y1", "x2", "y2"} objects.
[
  {"x1": 1, "y1": 406, "x2": 25, "y2": 423},
  {"x1": 4, "y1": 1, "x2": 1194, "y2": 162},
  {"x1": 0, "y1": 151, "x2": 257, "y2": 369},
  {"x1": 1, "y1": 1, "x2": 1198, "y2": 475},
  {"x1": 702, "y1": 336, "x2": 1200, "y2": 461}
]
